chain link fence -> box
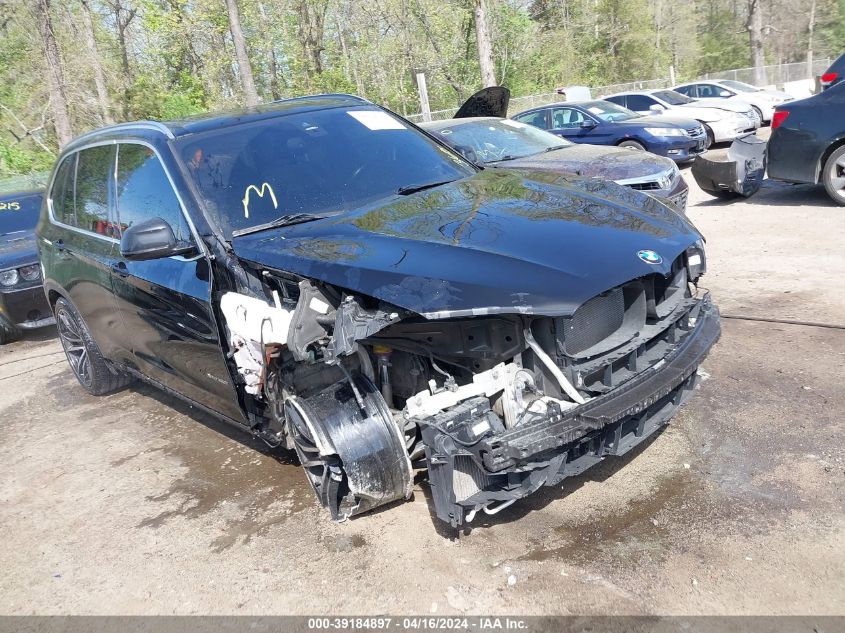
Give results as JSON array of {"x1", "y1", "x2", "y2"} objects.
[
  {"x1": 405, "y1": 59, "x2": 832, "y2": 123},
  {"x1": 701, "y1": 59, "x2": 831, "y2": 85}
]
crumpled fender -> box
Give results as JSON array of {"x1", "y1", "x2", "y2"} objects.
[{"x1": 691, "y1": 134, "x2": 768, "y2": 198}]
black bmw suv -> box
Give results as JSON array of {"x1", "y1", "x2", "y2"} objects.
[{"x1": 38, "y1": 95, "x2": 720, "y2": 528}]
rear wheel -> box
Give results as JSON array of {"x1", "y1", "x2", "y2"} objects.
[
  {"x1": 822, "y1": 145, "x2": 845, "y2": 206},
  {"x1": 54, "y1": 297, "x2": 133, "y2": 395},
  {"x1": 618, "y1": 140, "x2": 645, "y2": 151}
]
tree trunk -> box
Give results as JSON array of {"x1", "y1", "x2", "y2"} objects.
[
  {"x1": 747, "y1": 0, "x2": 766, "y2": 85},
  {"x1": 223, "y1": 0, "x2": 260, "y2": 107},
  {"x1": 474, "y1": 0, "x2": 496, "y2": 87},
  {"x1": 80, "y1": 0, "x2": 113, "y2": 124},
  {"x1": 35, "y1": 0, "x2": 72, "y2": 146},
  {"x1": 257, "y1": 2, "x2": 281, "y2": 100},
  {"x1": 296, "y1": 0, "x2": 328, "y2": 84}
]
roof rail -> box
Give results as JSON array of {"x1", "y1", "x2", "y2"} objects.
[{"x1": 67, "y1": 120, "x2": 174, "y2": 147}]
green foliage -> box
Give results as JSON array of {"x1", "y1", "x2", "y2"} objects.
[
  {"x1": 2, "y1": 0, "x2": 843, "y2": 180},
  {"x1": 0, "y1": 143, "x2": 55, "y2": 179}
]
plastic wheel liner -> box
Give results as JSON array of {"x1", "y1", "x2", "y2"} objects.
[
  {"x1": 419, "y1": 296, "x2": 720, "y2": 528},
  {"x1": 691, "y1": 134, "x2": 768, "y2": 198},
  {"x1": 285, "y1": 372, "x2": 413, "y2": 520}
]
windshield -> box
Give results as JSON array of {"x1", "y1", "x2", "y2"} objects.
[
  {"x1": 431, "y1": 119, "x2": 571, "y2": 163},
  {"x1": 652, "y1": 90, "x2": 695, "y2": 105},
  {"x1": 175, "y1": 106, "x2": 476, "y2": 237},
  {"x1": 719, "y1": 80, "x2": 759, "y2": 93},
  {"x1": 580, "y1": 100, "x2": 640, "y2": 122},
  {"x1": 0, "y1": 192, "x2": 42, "y2": 236}
]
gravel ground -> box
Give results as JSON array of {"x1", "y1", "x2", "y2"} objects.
[{"x1": 1, "y1": 143, "x2": 843, "y2": 616}]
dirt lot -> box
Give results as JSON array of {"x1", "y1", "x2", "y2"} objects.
[{"x1": 1, "y1": 149, "x2": 843, "y2": 616}]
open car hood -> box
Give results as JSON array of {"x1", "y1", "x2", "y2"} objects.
[
  {"x1": 232, "y1": 170, "x2": 701, "y2": 319},
  {"x1": 454, "y1": 87, "x2": 511, "y2": 119}
]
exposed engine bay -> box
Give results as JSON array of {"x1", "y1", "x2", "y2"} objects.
[{"x1": 219, "y1": 245, "x2": 719, "y2": 528}]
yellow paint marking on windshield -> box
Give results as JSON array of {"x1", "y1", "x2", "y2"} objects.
[
  {"x1": 0, "y1": 201, "x2": 21, "y2": 211},
  {"x1": 242, "y1": 183, "x2": 278, "y2": 219}
]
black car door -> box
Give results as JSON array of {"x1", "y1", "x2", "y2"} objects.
[
  {"x1": 45, "y1": 145, "x2": 127, "y2": 360},
  {"x1": 108, "y1": 142, "x2": 246, "y2": 424}
]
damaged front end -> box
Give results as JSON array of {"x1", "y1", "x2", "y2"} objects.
[
  {"x1": 219, "y1": 244, "x2": 719, "y2": 528},
  {"x1": 691, "y1": 133, "x2": 768, "y2": 198}
]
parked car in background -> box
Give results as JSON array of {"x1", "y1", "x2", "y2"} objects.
[
  {"x1": 422, "y1": 116, "x2": 689, "y2": 212},
  {"x1": 512, "y1": 100, "x2": 706, "y2": 163},
  {"x1": 37, "y1": 94, "x2": 719, "y2": 528},
  {"x1": 604, "y1": 90, "x2": 759, "y2": 145},
  {"x1": 673, "y1": 80, "x2": 792, "y2": 123},
  {"x1": 767, "y1": 82, "x2": 845, "y2": 205},
  {"x1": 0, "y1": 189, "x2": 54, "y2": 343},
  {"x1": 821, "y1": 52, "x2": 845, "y2": 90}
]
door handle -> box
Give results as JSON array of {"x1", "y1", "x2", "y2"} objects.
[
  {"x1": 55, "y1": 239, "x2": 65, "y2": 251},
  {"x1": 111, "y1": 261, "x2": 129, "y2": 277}
]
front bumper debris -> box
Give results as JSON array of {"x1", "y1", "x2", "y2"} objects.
[
  {"x1": 691, "y1": 134, "x2": 768, "y2": 198},
  {"x1": 420, "y1": 294, "x2": 720, "y2": 527}
]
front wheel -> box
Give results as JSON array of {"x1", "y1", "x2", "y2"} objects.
[
  {"x1": 751, "y1": 105, "x2": 764, "y2": 126},
  {"x1": 701, "y1": 124, "x2": 715, "y2": 149},
  {"x1": 54, "y1": 297, "x2": 133, "y2": 395},
  {"x1": 618, "y1": 140, "x2": 646, "y2": 151},
  {"x1": 822, "y1": 145, "x2": 845, "y2": 206}
]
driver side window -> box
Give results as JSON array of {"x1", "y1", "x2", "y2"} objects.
[
  {"x1": 551, "y1": 108, "x2": 584, "y2": 129},
  {"x1": 115, "y1": 143, "x2": 192, "y2": 243}
]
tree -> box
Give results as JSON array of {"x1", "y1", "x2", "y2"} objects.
[
  {"x1": 223, "y1": 0, "x2": 260, "y2": 107},
  {"x1": 34, "y1": 0, "x2": 73, "y2": 146},
  {"x1": 473, "y1": 0, "x2": 496, "y2": 86},
  {"x1": 746, "y1": 0, "x2": 766, "y2": 84},
  {"x1": 80, "y1": 0, "x2": 113, "y2": 124}
]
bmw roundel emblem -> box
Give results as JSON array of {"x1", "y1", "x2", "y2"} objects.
[{"x1": 637, "y1": 249, "x2": 663, "y2": 265}]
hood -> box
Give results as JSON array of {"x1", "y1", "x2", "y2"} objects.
[
  {"x1": 232, "y1": 170, "x2": 701, "y2": 319},
  {"x1": 454, "y1": 87, "x2": 511, "y2": 119},
  {"x1": 636, "y1": 114, "x2": 702, "y2": 128},
  {"x1": 690, "y1": 98, "x2": 752, "y2": 113},
  {"x1": 0, "y1": 230, "x2": 38, "y2": 271},
  {"x1": 678, "y1": 102, "x2": 745, "y2": 116},
  {"x1": 495, "y1": 144, "x2": 674, "y2": 182}
]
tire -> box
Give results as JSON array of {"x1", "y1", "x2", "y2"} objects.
[
  {"x1": 701, "y1": 124, "x2": 715, "y2": 149},
  {"x1": 751, "y1": 105, "x2": 764, "y2": 126},
  {"x1": 54, "y1": 297, "x2": 133, "y2": 395},
  {"x1": 618, "y1": 140, "x2": 646, "y2": 151},
  {"x1": 822, "y1": 145, "x2": 845, "y2": 206},
  {"x1": 0, "y1": 317, "x2": 20, "y2": 345}
]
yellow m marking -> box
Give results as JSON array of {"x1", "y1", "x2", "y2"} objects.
[{"x1": 242, "y1": 183, "x2": 278, "y2": 218}]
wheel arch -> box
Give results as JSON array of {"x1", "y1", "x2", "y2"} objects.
[{"x1": 816, "y1": 136, "x2": 845, "y2": 184}]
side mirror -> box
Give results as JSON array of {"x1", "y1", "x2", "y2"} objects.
[
  {"x1": 120, "y1": 217, "x2": 194, "y2": 261},
  {"x1": 580, "y1": 119, "x2": 597, "y2": 129},
  {"x1": 719, "y1": 90, "x2": 732, "y2": 97},
  {"x1": 649, "y1": 104, "x2": 665, "y2": 113}
]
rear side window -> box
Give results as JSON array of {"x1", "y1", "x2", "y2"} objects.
[
  {"x1": 74, "y1": 145, "x2": 115, "y2": 235},
  {"x1": 604, "y1": 95, "x2": 626, "y2": 108},
  {"x1": 624, "y1": 95, "x2": 657, "y2": 111},
  {"x1": 675, "y1": 85, "x2": 696, "y2": 98},
  {"x1": 115, "y1": 143, "x2": 191, "y2": 243},
  {"x1": 513, "y1": 110, "x2": 548, "y2": 129},
  {"x1": 50, "y1": 154, "x2": 77, "y2": 228}
]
